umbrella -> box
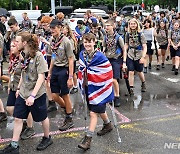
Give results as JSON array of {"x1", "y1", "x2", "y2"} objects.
[{"x1": 0, "y1": 8, "x2": 10, "y2": 16}]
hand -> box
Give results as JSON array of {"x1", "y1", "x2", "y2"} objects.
[
  {"x1": 67, "y1": 78, "x2": 73, "y2": 89},
  {"x1": 16, "y1": 90, "x2": 20, "y2": 98},
  {"x1": 47, "y1": 73, "x2": 51, "y2": 81},
  {"x1": 8, "y1": 88, "x2": 10, "y2": 94},
  {"x1": 122, "y1": 63, "x2": 127, "y2": 72},
  {"x1": 173, "y1": 45, "x2": 178, "y2": 50},
  {"x1": 139, "y1": 57, "x2": 145, "y2": 64},
  {"x1": 26, "y1": 96, "x2": 35, "y2": 106}
]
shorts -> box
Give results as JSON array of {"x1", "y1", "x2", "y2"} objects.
[
  {"x1": 170, "y1": 46, "x2": 180, "y2": 58},
  {"x1": 127, "y1": 57, "x2": 144, "y2": 72},
  {"x1": 146, "y1": 41, "x2": 154, "y2": 55},
  {"x1": 108, "y1": 57, "x2": 122, "y2": 79},
  {"x1": 159, "y1": 43, "x2": 168, "y2": 50},
  {"x1": 13, "y1": 94, "x2": 47, "y2": 122},
  {"x1": 50, "y1": 66, "x2": 69, "y2": 95},
  {"x1": 7, "y1": 90, "x2": 16, "y2": 106},
  {"x1": 85, "y1": 86, "x2": 106, "y2": 113}
]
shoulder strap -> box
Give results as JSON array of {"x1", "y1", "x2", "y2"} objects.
[{"x1": 138, "y1": 32, "x2": 142, "y2": 45}]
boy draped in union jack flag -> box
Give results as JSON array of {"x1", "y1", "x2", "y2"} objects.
[{"x1": 78, "y1": 33, "x2": 114, "y2": 151}]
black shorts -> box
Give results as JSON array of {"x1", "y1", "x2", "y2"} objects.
[
  {"x1": 85, "y1": 86, "x2": 106, "y2": 113},
  {"x1": 127, "y1": 57, "x2": 144, "y2": 72},
  {"x1": 170, "y1": 46, "x2": 180, "y2": 57},
  {"x1": 50, "y1": 66, "x2": 69, "y2": 95},
  {"x1": 146, "y1": 41, "x2": 154, "y2": 55},
  {"x1": 13, "y1": 94, "x2": 47, "y2": 122},
  {"x1": 7, "y1": 90, "x2": 16, "y2": 106},
  {"x1": 159, "y1": 43, "x2": 168, "y2": 50},
  {"x1": 108, "y1": 57, "x2": 122, "y2": 79}
]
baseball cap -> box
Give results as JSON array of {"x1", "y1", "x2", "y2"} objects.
[{"x1": 50, "y1": 19, "x2": 63, "y2": 28}]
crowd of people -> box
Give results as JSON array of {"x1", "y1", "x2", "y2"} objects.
[{"x1": 0, "y1": 7, "x2": 179, "y2": 153}]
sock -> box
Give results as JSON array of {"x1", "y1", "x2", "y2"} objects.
[
  {"x1": 86, "y1": 130, "x2": 94, "y2": 137},
  {"x1": 103, "y1": 118, "x2": 110, "y2": 125},
  {"x1": 11, "y1": 141, "x2": 18, "y2": 148},
  {"x1": 74, "y1": 85, "x2": 78, "y2": 88},
  {"x1": 66, "y1": 112, "x2": 73, "y2": 119},
  {"x1": 130, "y1": 86, "x2": 134, "y2": 88}
]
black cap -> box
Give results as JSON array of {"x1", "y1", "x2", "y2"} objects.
[
  {"x1": 50, "y1": 19, "x2": 63, "y2": 28},
  {"x1": 0, "y1": 14, "x2": 7, "y2": 18}
]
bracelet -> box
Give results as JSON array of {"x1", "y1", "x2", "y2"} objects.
[
  {"x1": 69, "y1": 75, "x2": 73, "y2": 79},
  {"x1": 30, "y1": 94, "x2": 35, "y2": 98}
]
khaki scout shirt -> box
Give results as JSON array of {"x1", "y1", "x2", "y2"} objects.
[
  {"x1": 125, "y1": 32, "x2": 146, "y2": 60},
  {"x1": 9, "y1": 61, "x2": 22, "y2": 91},
  {"x1": 156, "y1": 29, "x2": 168, "y2": 45},
  {"x1": 48, "y1": 36, "x2": 74, "y2": 67},
  {"x1": 103, "y1": 34, "x2": 124, "y2": 59},
  {"x1": 168, "y1": 30, "x2": 180, "y2": 46},
  {"x1": 19, "y1": 51, "x2": 48, "y2": 99}
]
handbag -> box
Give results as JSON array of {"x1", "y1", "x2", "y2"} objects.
[{"x1": 151, "y1": 28, "x2": 159, "y2": 50}]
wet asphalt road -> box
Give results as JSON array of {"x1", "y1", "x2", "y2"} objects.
[{"x1": 0, "y1": 64, "x2": 180, "y2": 154}]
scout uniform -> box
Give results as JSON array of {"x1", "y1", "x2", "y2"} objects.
[
  {"x1": 156, "y1": 29, "x2": 168, "y2": 50},
  {"x1": 13, "y1": 51, "x2": 48, "y2": 122}
]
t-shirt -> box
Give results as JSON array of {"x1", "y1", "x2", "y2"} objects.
[
  {"x1": 103, "y1": 33, "x2": 124, "y2": 59},
  {"x1": 125, "y1": 32, "x2": 147, "y2": 60},
  {"x1": 156, "y1": 29, "x2": 168, "y2": 45},
  {"x1": 143, "y1": 28, "x2": 153, "y2": 41},
  {"x1": 19, "y1": 51, "x2": 48, "y2": 99},
  {"x1": 168, "y1": 29, "x2": 180, "y2": 46},
  {"x1": 48, "y1": 36, "x2": 75, "y2": 67}
]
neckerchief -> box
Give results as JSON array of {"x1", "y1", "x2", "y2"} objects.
[
  {"x1": 8, "y1": 55, "x2": 20, "y2": 74},
  {"x1": 106, "y1": 33, "x2": 116, "y2": 48},
  {"x1": 21, "y1": 56, "x2": 31, "y2": 71},
  {"x1": 51, "y1": 34, "x2": 64, "y2": 56},
  {"x1": 172, "y1": 29, "x2": 180, "y2": 44}
]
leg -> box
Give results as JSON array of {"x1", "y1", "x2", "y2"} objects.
[
  {"x1": 0, "y1": 99, "x2": 7, "y2": 122},
  {"x1": 12, "y1": 118, "x2": 24, "y2": 141},
  {"x1": 52, "y1": 93, "x2": 65, "y2": 108}
]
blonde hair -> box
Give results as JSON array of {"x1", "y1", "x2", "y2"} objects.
[{"x1": 128, "y1": 18, "x2": 141, "y2": 33}]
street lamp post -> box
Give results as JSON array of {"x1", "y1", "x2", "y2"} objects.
[
  {"x1": 178, "y1": 0, "x2": 180, "y2": 12},
  {"x1": 30, "y1": 0, "x2": 33, "y2": 10},
  {"x1": 114, "y1": 0, "x2": 116, "y2": 12},
  {"x1": 51, "y1": 0, "x2": 55, "y2": 15}
]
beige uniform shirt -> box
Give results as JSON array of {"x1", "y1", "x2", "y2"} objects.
[
  {"x1": 103, "y1": 34, "x2": 124, "y2": 59},
  {"x1": 48, "y1": 36, "x2": 74, "y2": 67},
  {"x1": 9, "y1": 61, "x2": 22, "y2": 91},
  {"x1": 156, "y1": 29, "x2": 168, "y2": 45},
  {"x1": 168, "y1": 30, "x2": 180, "y2": 46},
  {"x1": 19, "y1": 51, "x2": 48, "y2": 99},
  {"x1": 125, "y1": 32, "x2": 147, "y2": 60}
]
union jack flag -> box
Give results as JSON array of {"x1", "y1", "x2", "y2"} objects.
[{"x1": 78, "y1": 50, "x2": 114, "y2": 105}]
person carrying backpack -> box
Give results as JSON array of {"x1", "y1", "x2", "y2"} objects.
[
  {"x1": 124, "y1": 18, "x2": 147, "y2": 96},
  {"x1": 103, "y1": 19, "x2": 126, "y2": 107}
]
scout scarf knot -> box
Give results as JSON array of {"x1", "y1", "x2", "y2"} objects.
[
  {"x1": 51, "y1": 34, "x2": 64, "y2": 56},
  {"x1": 21, "y1": 56, "x2": 31, "y2": 70}
]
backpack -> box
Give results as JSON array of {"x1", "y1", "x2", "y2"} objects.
[
  {"x1": 127, "y1": 32, "x2": 143, "y2": 50},
  {"x1": 104, "y1": 33, "x2": 122, "y2": 55}
]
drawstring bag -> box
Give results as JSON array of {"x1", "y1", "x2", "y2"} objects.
[{"x1": 151, "y1": 28, "x2": 159, "y2": 50}]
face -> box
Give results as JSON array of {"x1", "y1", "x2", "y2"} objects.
[
  {"x1": 160, "y1": 14, "x2": 165, "y2": 18},
  {"x1": 105, "y1": 23, "x2": 114, "y2": 33},
  {"x1": 77, "y1": 24, "x2": 82, "y2": 29},
  {"x1": 160, "y1": 22, "x2": 165, "y2": 28},
  {"x1": 16, "y1": 36, "x2": 24, "y2": 51},
  {"x1": 91, "y1": 26, "x2": 98, "y2": 33},
  {"x1": 83, "y1": 39, "x2": 95, "y2": 52},
  {"x1": 41, "y1": 23, "x2": 50, "y2": 31},
  {"x1": 10, "y1": 41, "x2": 19, "y2": 55},
  {"x1": 63, "y1": 26, "x2": 68, "y2": 35},
  {"x1": 50, "y1": 26, "x2": 61, "y2": 37},
  {"x1": 144, "y1": 21, "x2": 150, "y2": 28},
  {"x1": 9, "y1": 25, "x2": 18, "y2": 32},
  {"x1": 129, "y1": 21, "x2": 138, "y2": 30},
  {"x1": 174, "y1": 22, "x2": 179, "y2": 30}
]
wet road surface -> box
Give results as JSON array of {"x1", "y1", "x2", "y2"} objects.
[{"x1": 0, "y1": 64, "x2": 180, "y2": 154}]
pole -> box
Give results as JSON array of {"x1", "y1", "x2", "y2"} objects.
[
  {"x1": 114, "y1": 0, "x2": 116, "y2": 12},
  {"x1": 51, "y1": 0, "x2": 55, "y2": 15},
  {"x1": 60, "y1": 0, "x2": 62, "y2": 7},
  {"x1": 178, "y1": 0, "x2": 180, "y2": 12},
  {"x1": 30, "y1": 0, "x2": 33, "y2": 10}
]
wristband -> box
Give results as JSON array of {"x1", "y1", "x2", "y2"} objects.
[
  {"x1": 123, "y1": 61, "x2": 126, "y2": 63},
  {"x1": 30, "y1": 94, "x2": 35, "y2": 98},
  {"x1": 69, "y1": 75, "x2": 73, "y2": 79}
]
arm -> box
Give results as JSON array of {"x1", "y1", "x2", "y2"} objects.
[
  {"x1": 67, "y1": 56, "x2": 74, "y2": 89},
  {"x1": 26, "y1": 73, "x2": 45, "y2": 106},
  {"x1": 139, "y1": 43, "x2": 147, "y2": 64},
  {"x1": 16, "y1": 73, "x2": 23, "y2": 98}
]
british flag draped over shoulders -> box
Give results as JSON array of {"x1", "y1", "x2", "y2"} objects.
[{"x1": 78, "y1": 50, "x2": 114, "y2": 105}]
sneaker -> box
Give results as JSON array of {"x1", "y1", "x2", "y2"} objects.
[
  {"x1": 20, "y1": 127, "x2": 35, "y2": 140},
  {"x1": 36, "y1": 136, "x2": 53, "y2": 151},
  {"x1": 97, "y1": 122, "x2": 113, "y2": 136},
  {"x1": 0, "y1": 112, "x2": 7, "y2": 122},
  {"x1": 172, "y1": 65, "x2": 175, "y2": 71},
  {"x1": 162, "y1": 63, "x2": 165, "y2": 68},
  {"x1": 0, "y1": 143, "x2": 19, "y2": 154},
  {"x1": 143, "y1": 67, "x2": 147, "y2": 73},
  {"x1": 141, "y1": 82, "x2": 146, "y2": 92},
  {"x1": 47, "y1": 101, "x2": 57, "y2": 113},
  {"x1": 175, "y1": 69, "x2": 178, "y2": 75},
  {"x1": 78, "y1": 135, "x2": 92, "y2": 151},
  {"x1": 59, "y1": 117, "x2": 74, "y2": 131},
  {"x1": 148, "y1": 63, "x2": 151, "y2": 69},
  {"x1": 156, "y1": 65, "x2": 160, "y2": 70},
  {"x1": 70, "y1": 87, "x2": 78, "y2": 94},
  {"x1": 166, "y1": 56, "x2": 169, "y2": 61},
  {"x1": 114, "y1": 97, "x2": 120, "y2": 107}
]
